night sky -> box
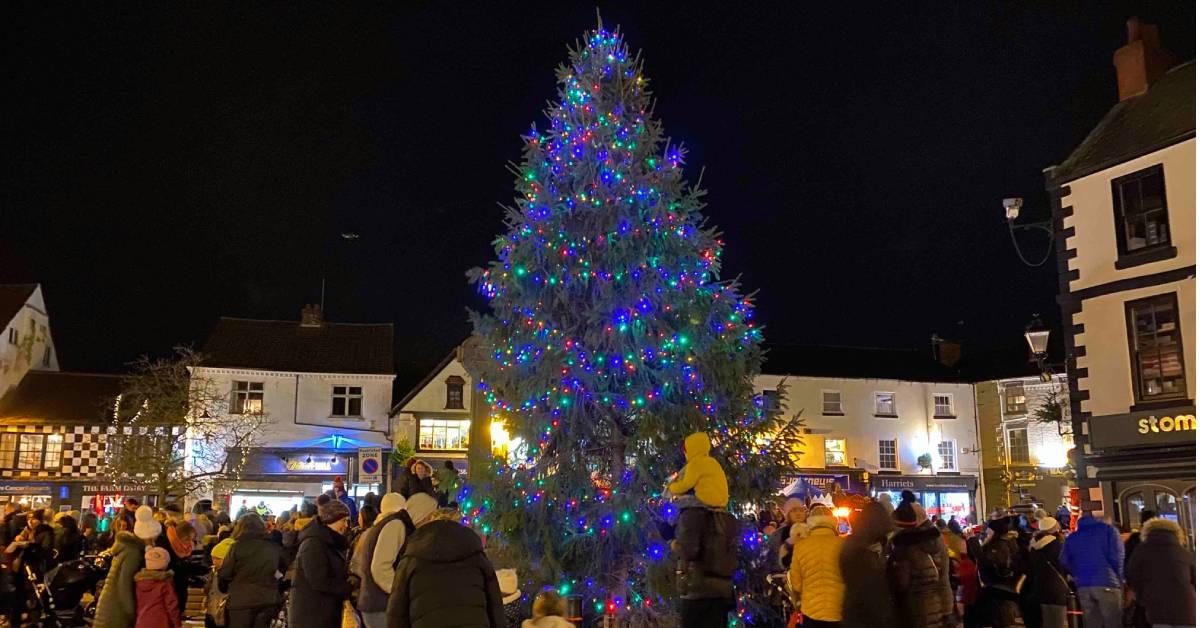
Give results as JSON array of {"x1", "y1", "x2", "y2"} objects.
[{"x1": 3, "y1": 2, "x2": 1195, "y2": 388}]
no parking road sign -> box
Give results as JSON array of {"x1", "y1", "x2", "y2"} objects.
[{"x1": 358, "y1": 447, "x2": 383, "y2": 484}]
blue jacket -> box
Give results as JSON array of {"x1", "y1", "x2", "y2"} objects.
[
  {"x1": 337, "y1": 493, "x2": 358, "y2": 523},
  {"x1": 1061, "y1": 516, "x2": 1123, "y2": 587}
]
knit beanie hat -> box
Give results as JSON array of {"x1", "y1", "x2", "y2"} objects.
[
  {"x1": 496, "y1": 568, "x2": 520, "y2": 605},
  {"x1": 1036, "y1": 517, "x2": 1060, "y2": 533},
  {"x1": 893, "y1": 491, "x2": 923, "y2": 528},
  {"x1": 405, "y1": 492, "x2": 438, "y2": 526},
  {"x1": 380, "y1": 492, "x2": 406, "y2": 516},
  {"x1": 133, "y1": 505, "x2": 162, "y2": 540},
  {"x1": 144, "y1": 546, "x2": 170, "y2": 571},
  {"x1": 318, "y1": 499, "x2": 350, "y2": 525}
]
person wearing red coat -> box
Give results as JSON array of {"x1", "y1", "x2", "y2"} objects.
[{"x1": 135, "y1": 546, "x2": 181, "y2": 628}]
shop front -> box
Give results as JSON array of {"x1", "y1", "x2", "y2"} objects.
[
  {"x1": 215, "y1": 447, "x2": 386, "y2": 517},
  {"x1": 0, "y1": 481, "x2": 58, "y2": 511},
  {"x1": 1084, "y1": 407, "x2": 1196, "y2": 543},
  {"x1": 76, "y1": 481, "x2": 160, "y2": 516},
  {"x1": 870, "y1": 473, "x2": 980, "y2": 524},
  {"x1": 781, "y1": 471, "x2": 868, "y2": 500}
]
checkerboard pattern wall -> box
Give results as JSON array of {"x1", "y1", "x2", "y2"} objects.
[{"x1": 0, "y1": 424, "x2": 107, "y2": 479}]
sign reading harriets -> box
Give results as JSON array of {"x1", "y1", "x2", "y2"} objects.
[{"x1": 1088, "y1": 407, "x2": 1197, "y2": 450}]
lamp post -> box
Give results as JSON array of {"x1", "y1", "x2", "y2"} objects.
[
  {"x1": 1025, "y1": 315, "x2": 1052, "y2": 382},
  {"x1": 1003, "y1": 197, "x2": 1054, "y2": 267}
]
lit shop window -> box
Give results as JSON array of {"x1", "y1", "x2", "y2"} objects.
[
  {"x1": 824, "y1": 438, "x2": 847, "y2": 467},
  {"x1": 418, "y1": 419, "x2": 471, "y2": 451}
]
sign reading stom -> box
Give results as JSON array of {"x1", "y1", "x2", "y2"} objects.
[
  {"x1": 1138, "y1": 414, "x2": 1196, "y2": 434},
  {"x1": 1088, "y1": 406, "x2": 1197, "y2": 450}
]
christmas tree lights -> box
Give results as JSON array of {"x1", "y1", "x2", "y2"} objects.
[{"x1": 467, "y1": 19, "x2": 804, "y2": 627}]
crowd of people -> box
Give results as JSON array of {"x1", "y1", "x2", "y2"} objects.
[
  {"x1": 752, "y1": 491, "x2": 1195, "y2": 628},
  {"x1": 1, "y1": 438, "x2": 1193, "y2": 628}
]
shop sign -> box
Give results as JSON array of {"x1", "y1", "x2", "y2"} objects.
[
  {"x1": 285, "y1": 458, "x2": 334, "y2": 472},
  {"x1": 359, "y1": 447, "x2": 382, "y2": 484},
  {"x1": 871, "y1": 474, "x2": 978, "y2": 492},
  {"x1": 0, "y1": 483, "x2": 53, "y2": 496},
  {"x1": 1088, "y1": 407, "x2": 1196, "y2": 450},
  {"x1": 81, "y1": 483, "x2": 152, "y2": 493}
]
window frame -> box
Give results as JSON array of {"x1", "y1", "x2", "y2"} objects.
[
  {"x1": 821, "y1": 390, "x2": 843, "y2": 416},
  {"x1": 416, "y1": 417, "x2": 472, "y2": 452},
  {"x1": 1126, "y1": 292, "x2": 1189, "y2": 406},
  {"x1": 1007, "y1": 427, "x2": 1030, "y2": 465},
  {"x1": 878, "y1": 439, "x2": 898, "y2": 470},
  {"x1": 0, "y1": 433, "x2": 17, "y2": 469},
  {"x1": 445, "y1": 376, "x2": 466, "y2": 410},
  {"x1": 937, "y1": 439, "x2": 957, "y2": 471},
  {"x1": 9, "y1": 433, "x2": 63, "y2": 471},
  {"x1": 1111, "y1": 164, "x2": 1173, "y2": 262},
  {"x1": 823, "y1": 437, "x2": 848, "y2": 468},
  {"x1": 42, "y1": 346, "x2": 51, "y2": 367},
  {"x1": 330, "y1": 385, "x2": 364, "y2": 418},
  {"x1": 874, "y1": 391, "x2": 897, "y2": 417},
  {"x1": 1004, "y1": 383, "x2": 1027, "y2": 415},
  {"x1": 231, "y1": 381, "x2": 264, "y2": 415},
  {"x1": 932, "y1": 393, "x2": 955, "y2": 418},
  {"x1": 7, "y1": 327, "x2": 16, "y2": 345}
]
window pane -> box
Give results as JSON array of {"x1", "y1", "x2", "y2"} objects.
[
  {"x1": 1125, "y1": 492, "x2": 1146, "y2": 527},
  {"x1": 1130, "y1": 296, "x2": 1188, "y2": 401},
  {"x1": 332, "y1": 397, "x2": 346, "y2": 416},
  {"x1": 1008, "y1": 429, "x2": 1029, "y2": 464},
  {"x1": 43, "y1": 434, "x2": 62, "y2": 470},
  {"x1": 824, "y1": 438, "x2": 847, "y2": 466},
  {"x1": 878, "y1": 439, "x2": 897, "y2": 469},
  {"x1": 938, "y1": 441, "x2": 956, "y2": 470},
  {"x1": 876, "y1": 393, "x2": 895, "y2": 415},
  {"x1": 0, "y1": 433, "x2": 17, "y2": 469},
  {"x1": 348, "y1": 397, "x2": 362, "y2": 416},
  {"x1": 333, "y1": 386, "x2": 346, "y2": 395},
  {"x1": 823, "y1": 391, "x2": 841, "y2": 413},
  {"x1": 349, "y1": 387, "x2": 361, "y2": 395},
  {"x1": 249, "y1": 382, "x2": 263, "y2": 392},
  {"x1": 17, "y1": 434, "x2": 43, "y2": 470}
]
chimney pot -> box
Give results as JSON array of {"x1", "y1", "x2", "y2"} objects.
[{"x1": 300, "y1": 304, "x2": 323, "y2": 327}]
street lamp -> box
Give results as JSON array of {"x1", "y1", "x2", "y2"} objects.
[
  {"x1": 1004, "y1": 197, "x2": 1054, "y2": 267},
  {"x1": 1025, "y1": 316, "x2": 1052, "y2": 382}
]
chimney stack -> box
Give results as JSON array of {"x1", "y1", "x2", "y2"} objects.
[
  {"x1": 1113, "y1": 17, "x2": 1173, "y2": 102},
  {"x1": 300, "y1": 304, "x2": 323, "y2": 327}
]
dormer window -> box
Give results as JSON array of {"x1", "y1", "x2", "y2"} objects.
[{"x1": 446, "y1": 376, "x2": 465, "y2": 409}]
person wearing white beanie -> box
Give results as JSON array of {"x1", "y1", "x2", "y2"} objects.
[
  {"x1": 352, "y1": 492, "x2": 414, "y2": 628},
  {"x1": 404, "y1": 492, "x2": 439, "y2": 527},
  {"x1": 133, "y1": 505, "x2": 162, "y2": 541}
]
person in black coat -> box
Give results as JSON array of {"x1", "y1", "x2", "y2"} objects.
[
  {"x1": 1020, "y1": 518, "x2": 1070, "y2": 628},
  {"x1": 1127, "y1": 517, "x2": 1195, "y2": 628},
  {"x1": 218, "y1": 514, "x2": 286, "y2": 628},
  {"x1": 842, "y1": 501, "x2": 896, "y2": 628},
  {"x1": 291, "y1": 500, "x2": 353, "y2": 628},
  {"x1": 386, "y1": 493, "x2": 505, "y2": 628}
]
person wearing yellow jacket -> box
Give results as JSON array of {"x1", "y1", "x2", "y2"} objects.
[
  {"x1": 666, "y1": 432, "x2": 729, "y2": 508},
  {"x1": 789, "y1": 504, "x2": 845, "y2": 627}
]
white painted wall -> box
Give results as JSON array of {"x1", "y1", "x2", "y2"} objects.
[
  {"x1": 190, "y1": 367, "x2": 394, "y2": 448},
  {"x1": 393, "y1": 358, "x2": 475, "y2": 460},
  {"x1": 1061, "y1": 139, "x2": 1196, "y2": 419},
  {"x1": 1062, "y1": 140, "x2": 1196, "y2": 293},
  {"x1": 996, "y1": 376, "x2": 1074, "y2": 468},
  {"x1": 754, "y1": 373, "x2": 982, "y2": 476},
  {"x1": 0, "y1": 285, "x2": 59, "y2": 399}
]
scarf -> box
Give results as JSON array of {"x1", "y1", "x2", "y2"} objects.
[{"x1": 167, "y1": 523, "x2": 193, "y2": 558}]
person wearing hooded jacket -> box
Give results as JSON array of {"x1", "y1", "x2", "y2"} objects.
[
  {"x1": 354, "y1": 493, "x2": 416, "y2": 628},
  {"x1": 841, "y1": 500, "x2": 896, "y2": 628},
  {"x1": 666, "y1": 432, "x2": 729, "y2": 508},
  {"x1": 789, "y1": 504, "x2": 844, "y2": 626},
  {"x1": 219, "y1": 513, "x2": 286, "y2": 628},
  {"x1": 1061, "y1": 513, "x2": 1124, "y2": 628},
  {"x1": 1126, "y1": 517, "x2": 1195, "y2": 628},
  {"x1": 887, "y1": 492, "x2": 954, "y2": 628},
  {"x1": 977, "y1": 516, "x2": 1025, "y2": 628},
  {"x1": 95, "y1": 505, "x2": 162, "y2": 628},
  {"x1": 1020, "y1": 517, "x2": 1070, "y2": 628},
  {"x1": 386, "y1": 493, "x2": 505, "y2": 628},
  {"x1": 292, "y1": 500, "x2": 353, "y2": 628}
]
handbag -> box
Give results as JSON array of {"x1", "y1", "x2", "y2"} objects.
[{"x1": 206, "y1": 568, "x2": 229, "y2": 627}]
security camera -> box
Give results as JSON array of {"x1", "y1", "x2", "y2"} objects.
[{"x1": 1003, "y1": 197, "x2": 1023, "y2": 220}]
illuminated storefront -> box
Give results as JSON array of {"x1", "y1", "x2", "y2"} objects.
[
  {"x1": 870, "y1": 474, "x2": 980, "y2": 524},
  {"x1": 215, "y1": 445, "x2": 386, "y2": 515}
]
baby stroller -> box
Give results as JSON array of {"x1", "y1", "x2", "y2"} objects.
[{"x1": 33, "y1": 556, "x2": 106, "y2": 626}]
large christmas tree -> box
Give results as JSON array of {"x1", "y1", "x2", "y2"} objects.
[{"x1": 468, "y1": 21, "x2": 802, "y2": 627}]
